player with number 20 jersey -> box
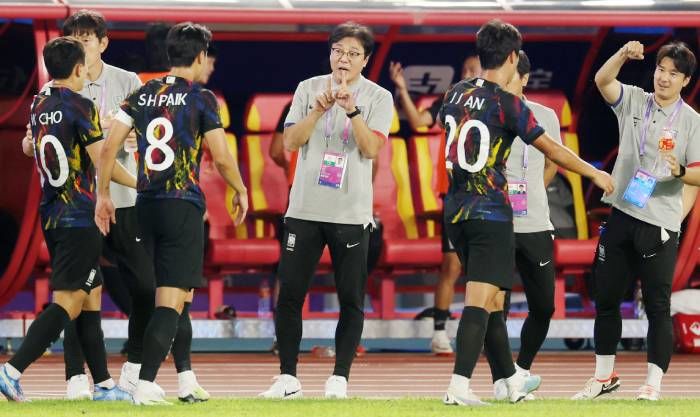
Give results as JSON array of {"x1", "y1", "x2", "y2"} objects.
[
  {"x1": 440, "y1": 77, "x2": 544, "y2": 224},
  {"x1": 116, "y1": 75, "x2": 222, "y2": 210}
]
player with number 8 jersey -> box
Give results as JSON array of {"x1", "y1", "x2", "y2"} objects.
[
  {"x1": 95, "y1": 22, "x2": 247, "y2": 405},
  {"x1": 116, "y1": 76, "x2": 221, "y2": 210}
]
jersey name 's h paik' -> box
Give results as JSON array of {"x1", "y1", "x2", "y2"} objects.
[{"x1": 115, "y1": 75, "x2": 222, "y2": 210}]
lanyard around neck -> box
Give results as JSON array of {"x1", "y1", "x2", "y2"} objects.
[
  {"x1": 324, "y1": 108, "x2": 352, "y2": 145},
  {"x1": 638, "y1": 95, "x2": 683, "y2": 157}
]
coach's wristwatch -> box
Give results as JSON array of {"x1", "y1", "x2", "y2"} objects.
[
  {"x1": 346, "y1": 106, "x2": 362, "y2": 119},
  {"x1": 674, "y1": 164, "x2": 686, "y2": 178}
]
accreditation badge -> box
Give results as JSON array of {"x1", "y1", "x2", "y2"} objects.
[
  {"x1": 508, "y1": 180, "x2": 528, "y2": 216},
  {"x1": 622, "y1": 168, "x2": 657, "y2": 208},
  {"x1": 317, "y1": 150, "x2": 348, "y2": 189}
]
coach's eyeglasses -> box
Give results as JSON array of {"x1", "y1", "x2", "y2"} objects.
[{"x1": 330, "y1": 47, "x2": 363, "y2": 60}]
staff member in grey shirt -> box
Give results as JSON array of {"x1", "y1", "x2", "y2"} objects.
[
  {"x1": 260, "y1": 21, "x2": 392, "y2": 400},
  {"x1": 488, "y1": 50, "x2": 560, "y2": 400},
  {"x1": 574, "y1": 41, "x2": 700, "y2": 401}
]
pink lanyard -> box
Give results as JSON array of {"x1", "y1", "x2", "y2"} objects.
[{"x1": 324, "y1": 109, "x2": 352, "y2": 147}]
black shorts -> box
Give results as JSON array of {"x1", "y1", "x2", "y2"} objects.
[
  {"x1": 446, "y1": 220, "x2": 514, "y2": 289},
  {"x1": 103, "y1": 206, "x2": 156, "y2": 294},
  {"x1": 44, "y1": 226, "x2": 103, "y2": 293},
  {"x1": 136, "y1": 198, "x2": 204, "y2": 289}
]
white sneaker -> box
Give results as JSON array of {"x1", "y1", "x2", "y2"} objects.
[
  {"x1": 505, "y1": 373, "x2": 527, "y2": 403},
  {"x1": 431, "y1": 330, "x2": 453, "y2": 355},
  {"x1": 258, "y1": 374, "x2": 302, "y2": 399},
  {"x1": 324, "y1": 375, "x2": 347, "y2": 399},
  {"x1": 118, "y1": 362, "x2": 140, "y2": 395},
  {"x1": 495, "y1": 371, "x2": 541, "y2": 401},
  {"x1": 572, "y1": 373, "x2": 621, "y2": 400},
  {"x1": 66, "y1": 374, "x2": 92, "y2": 400},
  {"x1": 178, "y1": 370, "x2": 210, "y2": 403},
  {"x1": 444, "y1": 386, "x2": 488, "y2": 406},
  {"x1": 132, "y1": 380, "x2": 171, "y2": 406},
  {"x1": 637, "y1": 385, "x2": 660, "y2": 401},
  {"x1": 493, "y1": 378, "x2": 508, "y2": 400}
]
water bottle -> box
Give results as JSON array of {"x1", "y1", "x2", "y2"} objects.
[{"x1": 257, "y1": 278, "x2": 272, "y2": 319}]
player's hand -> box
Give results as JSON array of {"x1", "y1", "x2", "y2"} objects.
[
  {"x1": 389, "y1": 61, "x2": 407, "y2": 91},
  {"x1": 22, "y1": 123, "x2": 35, "y2": 157},
  {"x1": 94, "y1": 195, "x2": 116, "y2": 236},
  {"x1": 334, "y1": 70, "x2": 356, "y2": 112},
  {"x1": 664, "y1": 154, "x2": 682, "y2": 177},
  {"x1": 593, "y1": 170, "x2": 615, "y2": 195},
  {"x1": 313, "y1": 77, "x2": 335, "y2": 114},
  {"x1": 620, "y1": 41, "x2": 644, "y2": 61},
  {"x1": 232, "y1": 191, "x2": 248, "y2": 227}
]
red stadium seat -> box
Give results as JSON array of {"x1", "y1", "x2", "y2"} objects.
[
  {"x1": 553, "y1": 238, "x2": 598, "y2": 318},
  {"x1": 201, "y1": 134, "x2": 280, "y2": 318},
  {"x1": 407, "y1": 132, "x2": 443, "y2": 237},
  {"x1": 373, "y1": 137, "x2": 442, "y2": 319}
]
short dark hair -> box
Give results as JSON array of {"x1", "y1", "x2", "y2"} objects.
[
  {"x1": 166, "y1": 22, "x2": 212, "y2": 68},
  {"x1": 145, "y1": 22, "x2": 172, "y2": 72},
  {"x1": 43, "y1": 36, "x2": 85, "y2": 80},
  {"x1": 207, "y1": 43, "x2": 218, "y2": 59},
  {"x1": 63, "y1": 9, "x2": 107, "y2": 39},
  {"x1": 328, "y1": 21, "x2": 374, "y2": 57},
  {"x1": 517, "y1": 50, "x2": 531, "y2": 77},
  {"x1": 656, "y1": 42, "x2": 696, "y2": 78},
  {"x1": 476, "y1": 19, "x2": 522, "y2": 70}
]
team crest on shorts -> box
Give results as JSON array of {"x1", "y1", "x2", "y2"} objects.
[{"x1": 287, "y1": 233, "x2": 296, "y2": 251}]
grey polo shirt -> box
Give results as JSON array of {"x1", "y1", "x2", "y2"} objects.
[
  {"x1": 506, "y1": 99, "x2": 562, "y2": 233},
  {"x1": 284, "y1": 74, "x2": 393, "y2": 225},
  {"x1": 41, "y1": 62, "x2": 141, "y2": 209},
  {"x1": 602, "y1": 83, "x2": 700, "y2": 232}
]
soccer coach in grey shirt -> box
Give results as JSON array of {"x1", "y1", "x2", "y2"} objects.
[
  {"x1": 260, "y1": 21, "x2": 392, "y2": 400},
  {"x1": 488, "y1": 50, "x2": 562, "y2": 400},
  {"x1": 574, "y1": 41, "x2": 700, "y2": 401}
]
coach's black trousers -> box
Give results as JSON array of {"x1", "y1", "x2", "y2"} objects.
[
  {"x1": 593, "y1": 209, "x2": 677, "y2": 372},
  {"x1": 276, "y1": 217, "x2": 370, "y2": 380}
]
